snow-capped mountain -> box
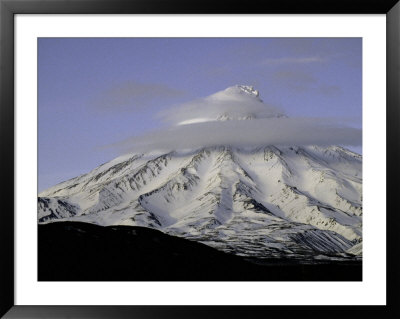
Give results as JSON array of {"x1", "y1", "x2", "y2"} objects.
[
  {"x1": 168, "y1": 85, "x2": 286, "y2": 126},
  {"x1": 38, "y1": 85, "x2": 362, "y2": 261}
]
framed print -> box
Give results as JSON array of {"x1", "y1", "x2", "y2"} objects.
[
  {"x1": 1, "y1": 0, "x2": 399, "y2": 318},
  {"x1": 36, "y1": 36, "x2": 364, "y2": 283}
]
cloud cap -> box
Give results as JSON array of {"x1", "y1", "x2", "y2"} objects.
[
  {"x1": 158, "y1": 85, "x2": 286, "y2": 126},
  {"x1": 110, "y1": 85, "x2": 362, "y2": 153}
]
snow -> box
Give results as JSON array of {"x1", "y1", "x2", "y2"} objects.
[
  {"x1": 160, "y1": 85, "x2": 285, "y2": 128},
  {"x1": 38, "y1": 144, "x2": 362, "y2": 260},
  {"x1": 37, "y1": 85, "x2": 362, "y2": 260}
]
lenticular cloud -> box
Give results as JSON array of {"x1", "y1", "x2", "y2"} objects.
[
  {"x1": 111, "y1": 85, "x2": 361, "y2": 153},
  {"x1": 158, "y1": 85, "x2": 286, "y2": 125}
]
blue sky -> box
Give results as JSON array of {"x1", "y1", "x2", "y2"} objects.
[{"x1": 38, "y1": 38, "x2": 362, "y2": 192}]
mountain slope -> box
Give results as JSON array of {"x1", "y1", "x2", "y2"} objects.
[{"x1": 38, "y1": 145, "x2": 362, "y2": 261}]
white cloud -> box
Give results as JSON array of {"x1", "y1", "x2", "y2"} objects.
[
  {"x1": 107, "y1": 85, "x2": 361, "y2": 153},
  {"x1": 158, "y1": 86, "x2": 285, "y2": 125},
  {"x1": 113, "y1": 117, "x2": 361, "y2": 153}
]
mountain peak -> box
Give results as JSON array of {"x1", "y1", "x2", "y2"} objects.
[
  {"x1": 224, "y1": 85, "x2": 260, "y2": 98},
  {"x1": 175, "y1": 85, "x2": 278, "y2": 126}
]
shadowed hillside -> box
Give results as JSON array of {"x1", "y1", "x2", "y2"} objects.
[{"x1": 38, "y1": 222, "x2": 361, "y2": 281}]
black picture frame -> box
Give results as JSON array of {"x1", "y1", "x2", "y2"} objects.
[{"x1": 1, "y1": 0, "x2": 399, "y2": 318}]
